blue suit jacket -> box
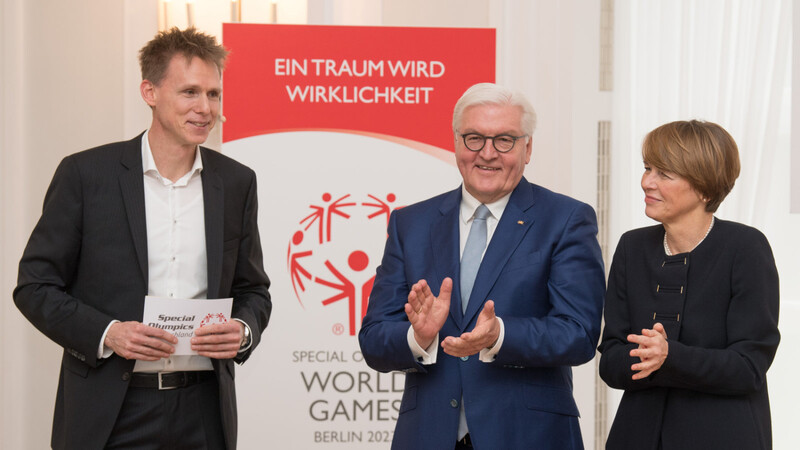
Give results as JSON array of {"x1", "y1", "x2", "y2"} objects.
[{"x1": 359, "y1": 178, "x2": 605, "y2": 450}]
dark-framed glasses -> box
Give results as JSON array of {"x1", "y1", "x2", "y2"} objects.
[{"x1": 459, "y1": 133, "x2": 528, "y2": 153}]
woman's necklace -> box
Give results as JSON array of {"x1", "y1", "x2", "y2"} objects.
[{"x1": 664, "y1": 216, "x2": 715, "y2": 256}]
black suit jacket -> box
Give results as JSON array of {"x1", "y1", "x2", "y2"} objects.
[
  {"x1": 14, "y1": 133, "x2": 271, "y2": 450},
  {"x1": 598, "y1": 219, "x2": 779, "y2": 450}
]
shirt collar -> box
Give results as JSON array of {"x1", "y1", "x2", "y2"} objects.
[
  {"x1": 141, "y1": 129, "x2": 203, "y2": 185},
  {"x1": 459, "y1": 185, "x2": 511, "y2": 224}
]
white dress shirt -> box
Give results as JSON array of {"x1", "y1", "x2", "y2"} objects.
[
  {"x1": 135, "y1": 130, "x2": 212, "y2": 372},
  {"x1": 406, "y1": 186, "x2": 508, "y2": 363},
  {"x1": 98, "y1": 130, "x2": 212, "y2": 371}
]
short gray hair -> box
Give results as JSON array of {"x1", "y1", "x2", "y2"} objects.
[{"x1": 452, "y1": 83, "x2": 537, "y2": 136}]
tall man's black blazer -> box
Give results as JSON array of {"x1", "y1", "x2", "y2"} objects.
[{"x1": 14, "y1": 133, "x2": 272, "y2": 450}]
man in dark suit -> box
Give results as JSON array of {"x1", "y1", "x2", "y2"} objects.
[
  {"x1": 358, "y1": 83, "x2": 605, "y2": 449},
  {"x1": 14, "y1": 28, "x2": 271, "y2": 450}
]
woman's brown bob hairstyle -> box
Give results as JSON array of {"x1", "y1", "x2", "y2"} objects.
[{"x1": 642, "y1": 120, "x2": 741, "y2": 212}]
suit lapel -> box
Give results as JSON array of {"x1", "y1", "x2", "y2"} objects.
[
  {"x1": 119, "y1": 134, "x2": 149, "y2": 287},
  {"x1": 430, "y1": 189, "x2": 463, "y2": 326},
  {"x1": 201, "y1": 148, "x2": 225, "y2": 299},
  {"x1": 462, "y1": 178, "x2": 536, "y2": 326}
]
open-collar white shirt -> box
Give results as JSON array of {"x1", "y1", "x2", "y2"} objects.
[
  {"x1": 97, "y1": 131, "x2": 212, "y2": 372},
  {"x1": 135, "y1": 130, "x2": 212, "y2": 372}
]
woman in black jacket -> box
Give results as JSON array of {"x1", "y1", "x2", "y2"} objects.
[{"x1": 598, "y1": 120, "x2": 780, "y2": 450}]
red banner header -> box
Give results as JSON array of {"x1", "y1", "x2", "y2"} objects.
[{"x1": 222, "y1": 24, "x2": 495, "y2": 151}]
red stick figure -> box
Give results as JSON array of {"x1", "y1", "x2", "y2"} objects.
[
  {"x1": 287, "y1": 231, "x2": 312, "y2": 307},
  {"x1": 326, "y1": 194, "x2": 356, "y2": 242},
  {"x1": 316, "y1": 261, "x2": 356, "y2": 336},
  {"x1": 300, "y1": 202, "x2": 325, "y2": 244},
  {"x1": 349, "y1": 251, "x2": 375, "y2": 322},
  {"x1": 300, "y1": 193, "x2": 356, "y2": 244},
  {"x1": 315, "y1": 250, "x2": 374, "y2": 336},
  {"x1": 363, "y1": 193, "x2": 397, "y2": 228}
]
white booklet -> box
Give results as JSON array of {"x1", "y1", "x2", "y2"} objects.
[{"x1": 143, "y1": 296, "x2": 233, "y2": 355}]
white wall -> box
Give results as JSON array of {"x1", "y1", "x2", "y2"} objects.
[
  {"x1": 0, "y1": 1, "x2": 147, "y2": 448},
  {"x1": 8, "y1": 1, "x2": 793, "y2": 449}
]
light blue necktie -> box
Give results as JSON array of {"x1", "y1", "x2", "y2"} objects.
[
  {"x1": 457, "y1": 204, "x2": 490, "y2": 440},
  {"x1": 460, "y1": 204, "x2": 490, "y2": 313}
]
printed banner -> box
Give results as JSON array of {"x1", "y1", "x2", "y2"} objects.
[{"x1": 222, "y1": 23, "x2": 495, "y2": 448}]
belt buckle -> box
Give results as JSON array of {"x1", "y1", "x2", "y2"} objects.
[{"x1": 157, "y1": 372, "x2": 178, "y2": 390}]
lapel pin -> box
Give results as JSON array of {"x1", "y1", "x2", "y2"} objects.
[{"x1": 517, "y1": 220, "x2": 524, "y2": 225}]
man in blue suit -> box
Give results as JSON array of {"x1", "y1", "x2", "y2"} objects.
[{"x1": 358, "y1": 83, "x2": 605, "y2": 449}]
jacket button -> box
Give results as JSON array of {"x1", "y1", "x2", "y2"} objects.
[
  {"x1": 460, "y1": 356, "x2": 469, "y2": 361},
  {"x1": 122, "y1": 372, "x2": 131, "y2": 381},
  {"x1": 450, "y1": 399, "x2": 458, "y2": 408}
]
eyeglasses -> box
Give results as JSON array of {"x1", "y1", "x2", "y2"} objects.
[{"x1": 458, "y1": 133, "x2": 528, "y2": 153}]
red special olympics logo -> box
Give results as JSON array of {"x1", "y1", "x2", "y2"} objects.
[
  {"x1": 287, "y1": 192, "x2": 402, "y2": 336},
  {"x1": 199, "y1": 313, "x2": 229, "y2": 327}
]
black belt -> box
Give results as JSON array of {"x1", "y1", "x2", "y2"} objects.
[
  {"x1": 455, "y1": 433, "x2": 473, "y2": 449},
  {"x1": 129, "y1": 371, "x2": 215, "y2": 390}
]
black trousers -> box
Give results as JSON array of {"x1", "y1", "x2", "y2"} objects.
[{"x1": 105, "y1": 375, "x2": 225, "y2": 450}]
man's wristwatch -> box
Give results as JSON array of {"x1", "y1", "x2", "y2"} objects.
[{"x1": 240, "y1": 323, "x2": 252, "y2": 349}]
